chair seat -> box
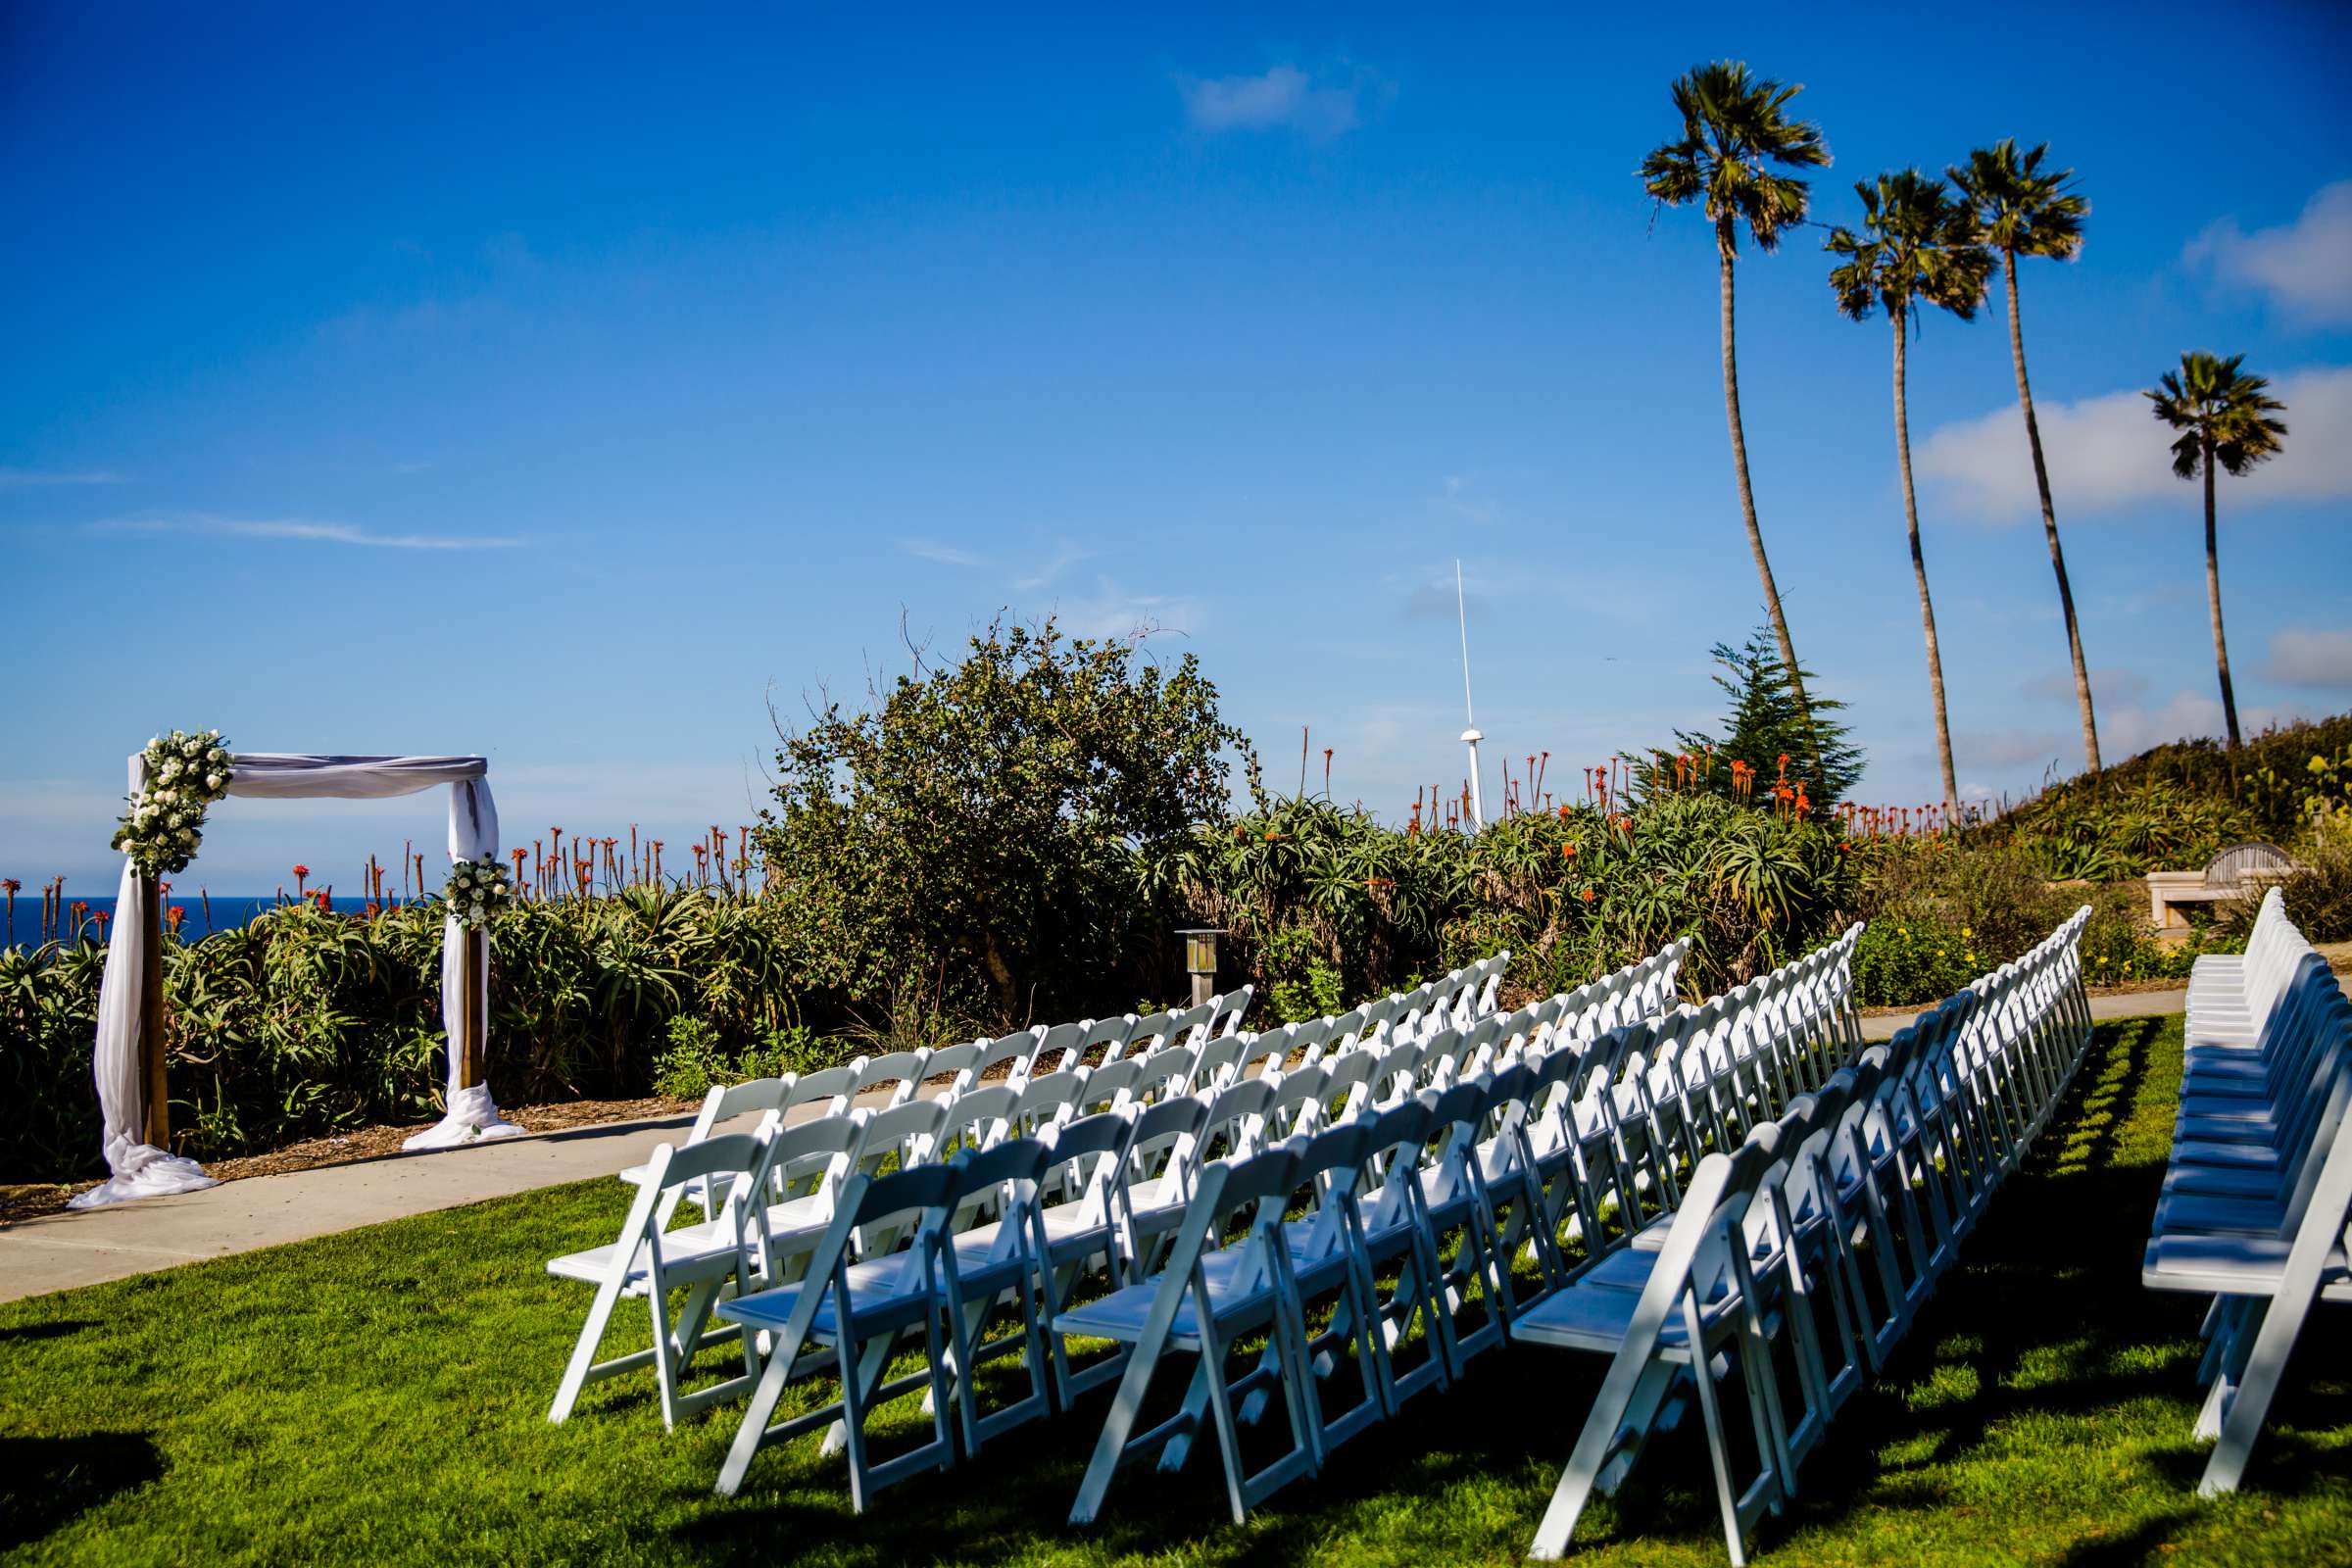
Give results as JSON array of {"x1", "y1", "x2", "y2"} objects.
[
  {"x1": 1055, "y1": 1249, "x2": 1280, "y2": 1347},
  {"x1": 547, "y1": 1218, "x2": 745, "y2": 1286},
  {"x1": 2161, "y1": 1161, "x2": 2287, "y2": 1201},
  {"x1": 2153, "y1": 1192, "x2": 2288, "y2": 1238},
  {"x1": 2142, "y1": 1235, "x2": 2352, "y2": 1299},
  {"x1": 720, "y1": 1251, "x2": 939, "y2": 1339},
  {"x1": 1510, "y1": 1277, "x2": 1733, "y2": 1354}
]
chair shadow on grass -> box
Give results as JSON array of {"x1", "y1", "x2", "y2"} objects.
[
  {"x1": 0, "y1": 1432, "x2": 165, "y2": 1551},
  {"x1": 663, "y1": 1018, "x2": 2349, "y2": 1564},
  {"x1": 0, "y1": 1318, "x2": 94, "y2": 1344}
]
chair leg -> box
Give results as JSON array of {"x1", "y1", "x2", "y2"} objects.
[
  {"x1": 547, "y1": 1269, "x2": 628, "y2": 1424},
  {"x1": 2203, "y1": 1278, "x2": 2321, "y2": 1495}
]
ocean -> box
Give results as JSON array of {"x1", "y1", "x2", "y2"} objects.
[{"x1": 8, "y1": 894, "x2": 395, "y2": 948}]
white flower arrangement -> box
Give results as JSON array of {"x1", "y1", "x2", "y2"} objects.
[
  {"x1": 442, "y1": 855, "x2": 515, "y2": 929},
  {"x1": 112, "y1": 729, "x2": 232, "y2": 876}
]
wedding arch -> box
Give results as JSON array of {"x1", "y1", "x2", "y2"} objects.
[{"x1": 77, "y1": 749, "x2": 520, "y2": 1210}]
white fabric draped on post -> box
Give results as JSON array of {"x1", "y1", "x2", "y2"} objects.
[{"x1": 75, "y1": 753, "x2": 516, "y2": 1211}]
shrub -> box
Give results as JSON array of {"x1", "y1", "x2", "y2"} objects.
[
  {"x1": 759, "y1": 615, "x2": 1247, "y2": 1028},
  {"x1": 651, "y1": 1016, "x2": 731, "y2": 1101},
  {"x1": 1852, "y1": 917, "x2": 1980, "y2": 1007}
]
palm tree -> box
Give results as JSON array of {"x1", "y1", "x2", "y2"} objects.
[
  {"x1": 2145, "y1": 352, "x2": 2288, "y2": 751},
  {"x1": 1642, "y1": 62, "x2": 1830, "y2": 735},
  {"x1": 1827, "y1": 171, "x2": 1991, "y2": 817},
  {"x1": 1950, "y1": 139, "x2": 2100, "y2": 773}
]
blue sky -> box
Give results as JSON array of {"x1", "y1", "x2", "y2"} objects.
[{"x1": 5, "y1": 3, "x2": 2350, "y2": 891}]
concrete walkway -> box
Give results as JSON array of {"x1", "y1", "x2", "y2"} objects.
[
  {"x1": 5, "y1": 990, "x2": 2198, "y2": 1306},
  {"x1": 0, "y1": 1105, "x2": 757, "y2": 1305},
  {"x1": 1860, "y1": 986, "x2": 2185, "y2": 1042}
]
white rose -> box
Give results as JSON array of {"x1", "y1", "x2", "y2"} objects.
[
  {"x1": 206, "y1": 773, "x2": 222, "y2": 789},
  {"x1": 178, "y1": 829, "x2": 196, "y2": 846}
]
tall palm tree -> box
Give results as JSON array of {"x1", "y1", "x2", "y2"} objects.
[
  {"x1": 1827, "y1": 171, "x2": 1991, "y2": 817},
  {"x1": 1642, "y1": 62, "x2": 1830, "y2": 737},
  {"x1": 1950, "y1": 139, "x2": 2100, "y2": 773},
  {"x1": 2145, "y1": 351, "x2": 2289, "y2": 751}
]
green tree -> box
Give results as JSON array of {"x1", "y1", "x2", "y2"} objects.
[
  {"x1": 1950, "y1": 139, "x2": 2101, "y2": 774},
  {"x1": 1670, "y1": 624, "x2": 1866, "y2": 812},
  {"x1": 1641, "y1": 61, "x2": 1831, "y2": 742},
  {"x1": 2146, "y1": 351, "x2": 2289, "y2": 751},
  {"x1": 759, "y1": 615, "x2": 1249, "y2": 1023},
  {"x1": 1827, "y1": 171, "x2": 1992, "y2": 816}
]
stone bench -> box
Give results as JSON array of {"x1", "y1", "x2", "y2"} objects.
[{"x1": 2148, "y1": 842, "x2": 2296, "y2": 941}]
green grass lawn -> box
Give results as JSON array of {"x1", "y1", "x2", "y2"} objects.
[{"x1": 5, "y1": 1015, "x2": 2351, "y2": 1566}]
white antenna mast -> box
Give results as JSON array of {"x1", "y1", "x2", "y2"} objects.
[{"x1": 1456, "y1": 559, "x2": 1485, "y2": 829}]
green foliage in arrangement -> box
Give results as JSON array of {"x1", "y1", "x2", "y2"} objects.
[{"x1": 759, "y1": 615, "x2": 1248, "y2": 1027}]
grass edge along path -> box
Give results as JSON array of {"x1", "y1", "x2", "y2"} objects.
[{"x1": 4, "y1": 1016, "x2": 2350, "y2": 1566}]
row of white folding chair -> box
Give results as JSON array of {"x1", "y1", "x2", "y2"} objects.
[
  {"x1": 1048, "y1": 949, "x2": 1872, "y2": 1530},
  {"x1": 667, "y1": 937, "x2": 1851, "y2": 1514},
  {"x1": 557, "y1": 1017, "x2": 1481, "y2": 1446},
  {"x1": 2183, "y1": 887, "x2": 2298, "y2": 1035},
  {"x1": 2142, "y1": 892, "x2": 2352, "y2": 1494},
  {"x1": 1520, "y1": 914, "x2": 2094, "y2": 1562},
  {"x1": 1066, "y1": 967, "x2": 1886, "y2": 1543},
  {"x1": 559, "y1": 939, "x2": 1751, "y2": 1452},
  {"x1": 1063, "y1": 1061, "x2": 1576, "y2": 1526},
  {"x1": 705, "y1": 1047, "x2": 1483, "y2": 1507}
]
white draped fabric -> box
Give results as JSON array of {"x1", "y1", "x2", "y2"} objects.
[{"x1": 74, "y1": 753, "x2": 516, "y2": 1210}]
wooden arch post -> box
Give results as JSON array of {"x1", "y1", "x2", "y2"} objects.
[{"x1": 138, "y1": 870, "x2": 169, "y2": 1151}]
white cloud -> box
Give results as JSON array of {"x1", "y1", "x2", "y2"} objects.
[
  {"x1": 1013, "y1": 537, "x2": 1097, "y2": 591},
  {"x1": 95, "y1": 514, "x2": 522, "y2": 551},
  {"x1": 1047, "y1": 579, "x2": 1200, "y2": 641},
  {"x1": 0, "y1": 466, "x2": 127, "y2": 488},
  {"x1": 2184, "y1": 180, "x2": 2352, "y2": 324},
  {"x1": 897, "y1": 536, "x2": 987, "y2": 568},
  {"x1": 1176, "y1": 65, "x2": 1367, "y2": 137},
  {"x1": 1918, "y1": 365, "x2": 2352, "y2": 520},
  {"x1": 2266, "y1": 625, "x2": 2352, "y2": 691}
]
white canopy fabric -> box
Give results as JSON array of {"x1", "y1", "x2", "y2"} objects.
[{"x1": 74, "y1": 753, "x2": 516, "y2": 1211}]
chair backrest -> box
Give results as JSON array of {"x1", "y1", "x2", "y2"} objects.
[
  {"x1": 1122, "y1": 1094, "x2": 1211, "y2": 1208},
  {"x1": 1127, "y1": 1045, "x2": 1199, "y2": 1103},
  {"x1": 784, "y1": 1061, "x2": 863, "y2": 1118},
  {"x1": 931, "y1": 1083, "x2": 1020, "y2": 1161},
  {"x1": 857, "y1": 1098, "x2": 950, "y2": 1177},
  {"x1": 1040, "y1": 1109, "x2": 1136, "y2": 1221},
  {"x1": 1073, "y1": 1014, "x2": 1137, "y2": 1070},
  {"x1": 856, "y1": 1050, "x2": 931, "y2": 1109},
  {"x1": 1117, "y1": 1010, "x2": 1175, "y2": 1062},
  {"x1": 1006, "y1": 1070, "x2": 1087, "y2": 1136},
  {"x1": 1071, "y1": 1056, "x2": 1142, "y2": 1117},
  {"x1": 2207, "y1": 840, "x2": 2295, "y2": 887},
  {"x1": 764, "y1": 1112, "x2": 866, "y2": 1215},
  {"x1": 1028, "y1": 1020, "x2": 1090, "y2": 1079},
  {"x1": 633, "y1": 1130, "x2": 772, "y2": 1276},
  {"x1": 1199, "y1": 1076, "x2": 1281, "y2": 1161},
  {"x1": 1210, "y1": 985, "x2": 1256, "y2": 1039}
]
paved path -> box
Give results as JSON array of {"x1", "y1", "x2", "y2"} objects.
[
  {"x1": 0, "y1": 1104, "x2": 775, "y2": 1306},
  {"x1": 4, "y1": 991, "x2": 2200, "y2": 1306},
  {"x1": 1860, "y1": 986, "x2": 2185, "y2": 1041}
]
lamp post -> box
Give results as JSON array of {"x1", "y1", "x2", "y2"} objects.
[{"x1": 1175, "y1": 927, "x2": 1224, "y2": 1007}]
